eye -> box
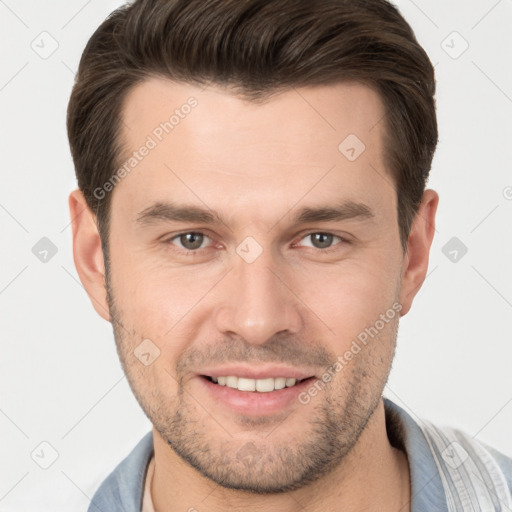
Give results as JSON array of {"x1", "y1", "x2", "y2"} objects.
[
  {"x1": 170, "y1": 232, "x2": 211, "y2": 251},
  {"x1": 298, "y1": 232, "x2": 344, "y2": 249}
]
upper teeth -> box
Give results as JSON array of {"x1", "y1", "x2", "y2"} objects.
[{"x1": 212, "y1": 376, "x2": 299, "y2": 392}]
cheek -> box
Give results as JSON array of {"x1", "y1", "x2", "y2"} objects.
[
  {"x1": 293, "y1": 255, "x2": 400, "y2": 343},
  {"x1": 110, "y1": 246, "x2": 215, "y2": 328},
  {"x1": 108, "y1": 257, "x2": 226, "y2": 375}
]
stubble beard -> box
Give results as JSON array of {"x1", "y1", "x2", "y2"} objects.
[{"x1": 105, "y1": 265, "x2": 398, "y2": 494}]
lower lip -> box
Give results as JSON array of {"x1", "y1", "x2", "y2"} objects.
[{"x1": 198, "y1": 376, "x2": 315, "y2": 416}]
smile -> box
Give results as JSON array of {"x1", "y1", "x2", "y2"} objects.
[{"x1": 203, "y1": 375, "x2": 311, "y2": 392}]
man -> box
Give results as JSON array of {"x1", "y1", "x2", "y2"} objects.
[{"x1": 66, "y1": 0, "x2": 512, "y2": 510}]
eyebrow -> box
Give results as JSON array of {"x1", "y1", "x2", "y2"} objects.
[{"x1": 135, "y1": 200, "x2": 375, "y2": 227}]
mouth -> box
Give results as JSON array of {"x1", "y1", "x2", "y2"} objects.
[
  {"x1": 197, "y1": 371, "x2": 318, "y2": 416},
  {"x1": 201, "y1": 375, "x2": 315, "y2": 393}
]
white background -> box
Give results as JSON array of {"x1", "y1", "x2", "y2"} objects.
[{"x1": 1, "y1": 0, "x2": 511, "y2": 510}]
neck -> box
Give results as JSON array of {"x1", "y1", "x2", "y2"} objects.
[{"x1": 151, "y1": 399, "x2": 411, "y2": 512}]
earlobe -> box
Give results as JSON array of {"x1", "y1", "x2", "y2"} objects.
[
  {"x1": 399, "y1": 189, "x2": 439, "y2": 316},
  {"x1": 68, "y1": 189, "x2": 111, "y2": 322}
]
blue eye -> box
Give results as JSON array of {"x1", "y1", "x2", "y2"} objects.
[
  {"x1": 171, "y1": 232, "x2": 210, "y2": 250},
  {"x1": 299, "y1": 233, "x2": 342, "y2": 249}
]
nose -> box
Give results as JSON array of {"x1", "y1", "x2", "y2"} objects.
[{"x1": 213, "y1": 247, "x2": 303, "y2": 345}]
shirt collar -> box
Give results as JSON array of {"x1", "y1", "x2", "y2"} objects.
[{"x1": 384, "y1": 397, "x2": 448, "y2": 511}]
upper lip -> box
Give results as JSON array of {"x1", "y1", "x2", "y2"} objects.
[{"x1": 197, "y1": 364, "x2": 316, "y2": 380}]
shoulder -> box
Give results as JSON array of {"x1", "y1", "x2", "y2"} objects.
[
  {"x1": 418, "y1": 420, "x2": 512, "y2": 507},
  {"x1": 384, "y1": 398, "x2": 512, "y2": 511},
  {"x1": 87, "y1": 431, "x2": 154, "y2": 512}
]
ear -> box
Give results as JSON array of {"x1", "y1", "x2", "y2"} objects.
[
  {"x1": 399, "y1": 189, "x2": 439, "y2": 316},
  {"x1": 68, "y1": 189, "x2": 110, "y2": 322}
]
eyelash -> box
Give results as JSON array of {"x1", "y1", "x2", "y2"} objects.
[
  {"x1": 164, "y1": 231, "x2": 350, "y2": 254},
  {"x1": 293, "y1": 233, "x2": 350, "y2": 253}
]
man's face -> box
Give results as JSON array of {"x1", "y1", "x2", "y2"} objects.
[{"x1": 106, "y1": 78, "x2": 407, "y2": 492}]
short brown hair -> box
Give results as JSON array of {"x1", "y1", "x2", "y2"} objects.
[{"x1": 67, "y1": 0, "x2": 437, "y2": 255}]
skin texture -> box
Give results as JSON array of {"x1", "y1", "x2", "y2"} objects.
[{"x1": 69, "y1": 78, "x2": 438, "y2": 511}]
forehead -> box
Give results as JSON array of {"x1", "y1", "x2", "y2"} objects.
[
  {"x1": 114, "y1": 77, "x2": 394, "y2": 225},
  {"x1": 120, "y1": 78, "x2": 386, "y2": 155}
]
